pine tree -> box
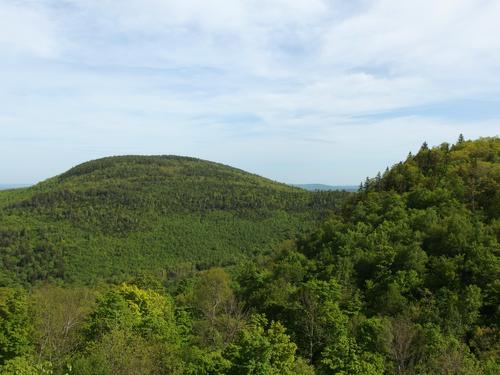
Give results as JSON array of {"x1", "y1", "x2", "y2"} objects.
[
  {"x1": 364, "y1": 177, "x2": 371, "y2": 191},
  {"x1": 375, "y1": 172, "x2": 382, "y2": 191}
]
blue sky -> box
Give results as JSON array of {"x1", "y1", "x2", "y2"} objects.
[{"x1": 1, "y1": 0, "x2": 499, "y2": 185}]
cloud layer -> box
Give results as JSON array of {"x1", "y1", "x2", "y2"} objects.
[{"x1": 1, "y1": 0, "x2": 499, "y2": 184}]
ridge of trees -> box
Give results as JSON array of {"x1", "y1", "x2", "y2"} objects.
[
  {"x1": 0, "y1": 136, "x2": 498, "y2": 374},
  {"x1": 0, "y1": 156, "x2": 349, "y2": 285}
]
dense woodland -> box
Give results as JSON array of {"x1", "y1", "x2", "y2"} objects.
[
  {"x1": 0, "y1": 136, "x2": 498, "y2": 374},
  {"x1": 0, "y1": 156, "x2": 346, "y2": 285}
]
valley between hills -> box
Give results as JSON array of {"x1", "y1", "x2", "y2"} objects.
[{"x1": 0, "y1": 136, "x2": 498, "y2": 374}]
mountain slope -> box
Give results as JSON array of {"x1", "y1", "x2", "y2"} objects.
[
  {"x1": 0, "y1": 155, "x2": 348, "y2": 285},
  {"x1": 236, "y1": 137, "x2": 500, "y2": 372},
  {"x1": 363, "y1": 136, "x2": 500, "y2": 219}
]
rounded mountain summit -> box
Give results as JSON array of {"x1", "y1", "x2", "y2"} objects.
[{"x1": 0, "y1": 155, "x2": 347, "y2": 284}]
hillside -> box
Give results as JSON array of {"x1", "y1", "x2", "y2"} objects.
[
  {"x1": 0, "y1": 155, "x2": 348, "y2": 285},
  {"x1": 236, "y1": 136, "x2": 500, "y2": 373},
  {"x1": 362, "y1": 136, "x2": 500, "y2": 218},
  {"x1": 0, "y1": 138, "x2": 498, "y2": 374}
]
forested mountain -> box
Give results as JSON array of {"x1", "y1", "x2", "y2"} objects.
[
  {"x1": 0, "y1": 155, "x2": 347, "y2": 285},
  {"x1": 235, "y1": 136, "x2": 499, "y2": 374},
  {"x1": 0, "y1": 137, "x2": 498, "y2": 374}
]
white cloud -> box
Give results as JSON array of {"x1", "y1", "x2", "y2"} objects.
[
  {"x1": 0, "y1": 0, "x2": 499, "y2": 183},
  {"x1": 0, "y1": 1, "x2": 58, "y2": 58},
  {"x1": 321, "y1": 1, "x2": 500, "y2": 86}
]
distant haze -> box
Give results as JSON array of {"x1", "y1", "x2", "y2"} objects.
[
  {"x1": 293, "y1": 184, "x2": 358, "y2": 192},
  {"x1": 0, "y1": 184, "x2": 31, "y2": 190}
]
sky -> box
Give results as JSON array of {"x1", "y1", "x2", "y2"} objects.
[{"x1": 1, "y1": 0, "x2": 500, "y2": 185}]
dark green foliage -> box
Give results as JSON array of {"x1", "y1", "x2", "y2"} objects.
[
  {"x1": 0, "y1": 288, "x2": 32, "y2": 365},
  {"x1": 0, "y1": 137, "x2": 498, "y2": 374},
  {"x1": 0, "y1": 155, "x2": 348, "y2": 285},
  {"x1": 235, "y1": 137, "x2": 500, "y2": 373}
]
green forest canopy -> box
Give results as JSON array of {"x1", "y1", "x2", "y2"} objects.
[
  {"x1": 0, "y1": 136, "x2": 498, "y2": 374},
  {"x1": 0, "y1": 155, "x2": 348, "y2": 285}
]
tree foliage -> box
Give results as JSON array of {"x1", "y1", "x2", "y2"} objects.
[
  {"x1": 0, "y1": 137, "x2": 498, "y2": 374},
  {"x1": 0, "y1": 155, "x2": 348, "y2": 285}
]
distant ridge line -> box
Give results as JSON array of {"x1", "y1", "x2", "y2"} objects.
[
  {"x1": 292, "y1": 184, "x2": 358, "y2": 192},
  {"x1": 0, "y1": 184, "x2": 31, "y2": 190}
]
